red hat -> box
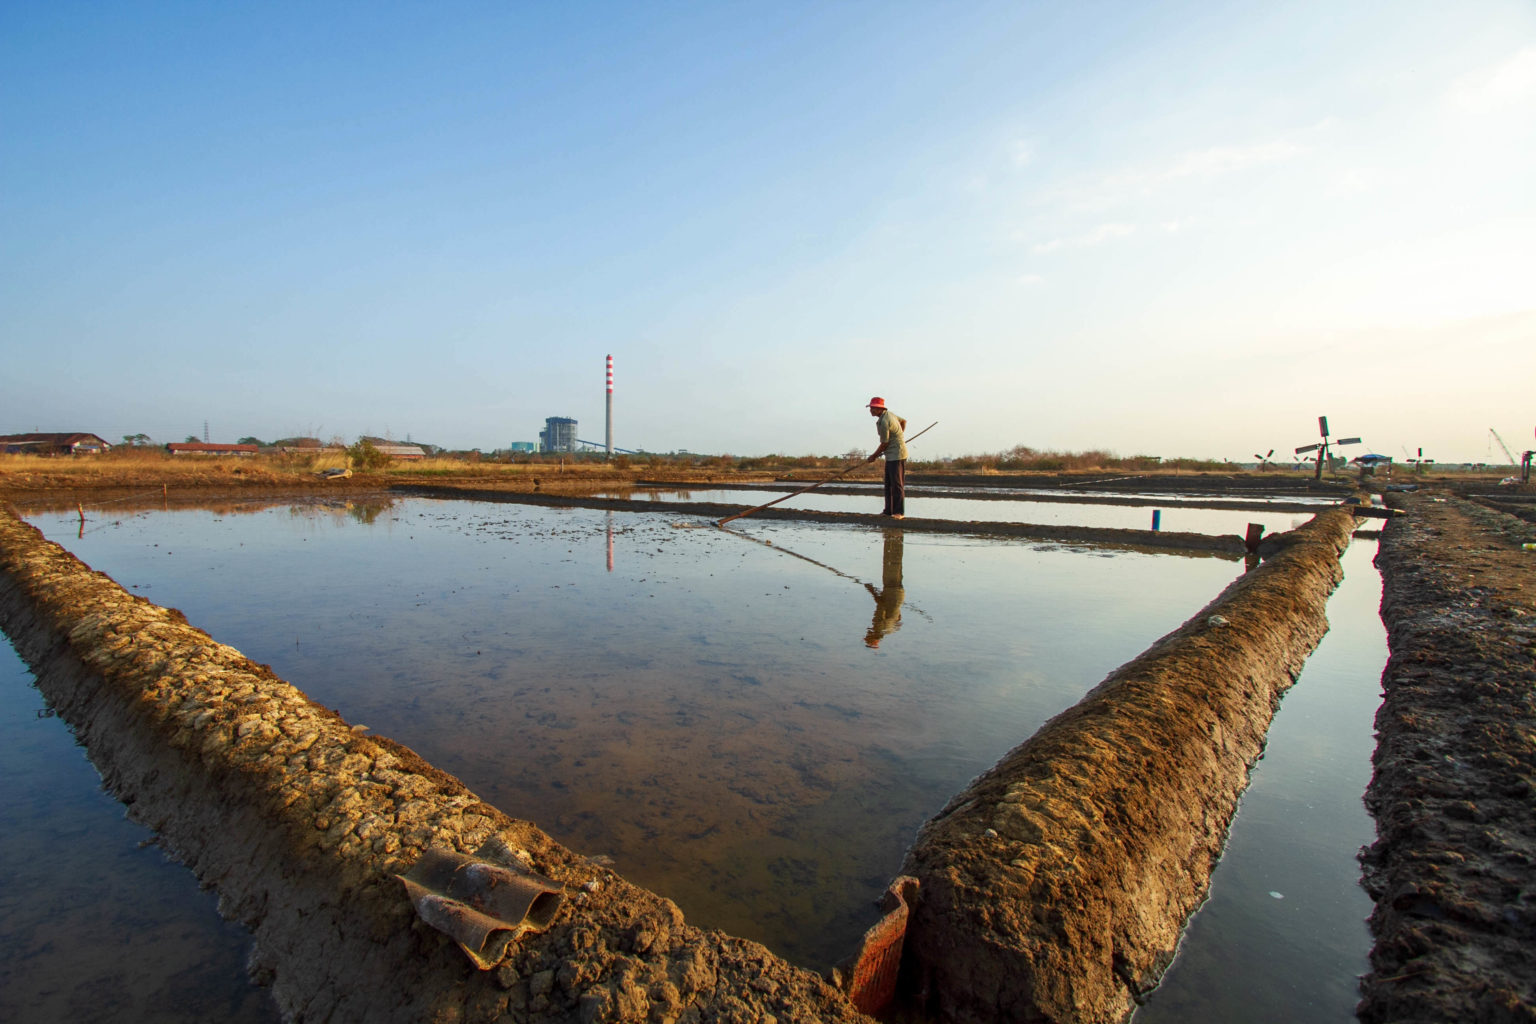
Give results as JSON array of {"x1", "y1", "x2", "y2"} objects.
[{"x1": 867, "y1": 396, "x2": 886, "y2": 410}]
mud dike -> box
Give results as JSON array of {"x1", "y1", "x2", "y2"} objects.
[
  {"x1": 0, "y1": 503, "x2": 1358, "y2": 1023},
  {"x1": 899, "y1": 508, "x2": 1358, "y2": 1022},
  {"x1": 1358, "y1": 493, "x2": 1536, "y2": 1022}
]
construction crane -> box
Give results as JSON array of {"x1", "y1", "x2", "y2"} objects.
[{"x1": 1489, "y1": 428, "x2": 1517, "y2": 465}]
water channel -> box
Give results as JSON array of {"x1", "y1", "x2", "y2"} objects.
[{"x1": 0, "y1": 494, "x2": 1382, "y2": 1021}]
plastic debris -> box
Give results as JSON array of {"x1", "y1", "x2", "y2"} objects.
[{"x1": 397, "y1": 844, "x2": 565, "y2": 970}]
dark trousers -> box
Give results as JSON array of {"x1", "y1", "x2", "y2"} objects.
[{"x1": 883, "y1": 459, "x2": 906, "y2": 516}]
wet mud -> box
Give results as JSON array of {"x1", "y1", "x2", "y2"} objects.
[
  {"x1": 1358, "y1": 493, "x2": 1536, "y2": 1023},
  {"x1": 0, "y1": 504, "x2": 870, "y2": 1024},
  {"x1": 898, "y1": 508, "x2": 1359, "y2": 1024},
  {"x1": 1467, "y1": 493, "x2": 1536, "y2": 527}
]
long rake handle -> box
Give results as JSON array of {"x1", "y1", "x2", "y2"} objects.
[{"x1": 716, "y1": 421, "x2": 937, "y2": 527}]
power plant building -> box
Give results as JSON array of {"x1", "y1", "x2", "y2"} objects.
[{"x1": 540, "y1": 417, "x2": 577, "y2": 453}]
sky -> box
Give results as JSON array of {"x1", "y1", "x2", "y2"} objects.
[{"x1": 3, "y1": 1, "x2": 1533, "y2": 462}]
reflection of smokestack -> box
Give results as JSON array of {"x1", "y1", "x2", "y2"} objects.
[{"x1": 605, "y1": 354, "x2": 613, "y2": 460}]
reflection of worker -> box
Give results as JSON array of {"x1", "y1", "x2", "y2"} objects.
[
  {"x1": 865, "y1": 397, "x2": 908, "y2": 519},
  {"x1": 865, "y1": 530, "x2": 905, "y2": 648}
]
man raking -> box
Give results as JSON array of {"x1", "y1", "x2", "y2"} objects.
[{"x1": 865, "y1": 397, "x2": 908, "y2": 519}]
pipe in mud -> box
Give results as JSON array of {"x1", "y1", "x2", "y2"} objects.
[{"x1": 899, "y1": 507, "x2": 1358, "y2": 1024}]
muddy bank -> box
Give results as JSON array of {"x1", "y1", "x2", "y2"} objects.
[
  {"x1": 638, "y1": 479, "x2": 1330, "y2": 514},
  {"x1": 897, "y1": 508, "x2": 1358, "y2": 1024},
  {"x1": 1358, "y1": 494, "x2": 1536, "y2": 1022},
  {"x1": 902, "y1": 472, "x2": 1351, "y2": 496},
  {"x1": 1467, "y1": 493, "x2": 1536, "y2": 527},
  {"x1": 0, "y1": 505, "x2": 870, "y2": 1024},
  {"x1": 393, "y1": 484, "x2": 1248, "y2": 558}
]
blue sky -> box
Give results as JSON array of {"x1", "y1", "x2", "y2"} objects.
[{"x1": 4, "y1": 1, "x2": 1533, "y2": 462}]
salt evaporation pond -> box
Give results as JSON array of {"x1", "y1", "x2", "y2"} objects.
[
  {"x1": 1, "y1": 496, "x2": 1380, "y2": 1021},
  {"x1": 626, "y1": 486, "x2": 1330, "y2": 536}
]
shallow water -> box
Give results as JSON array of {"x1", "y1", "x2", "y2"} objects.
[
  {"x1": 0, "y1": 636, "x2": 279, "y2": 1024},
  {"x1": 3, "y1": 496, "x2": 1383, "y2": 1019},
  {"x1": 633, "y1": 487, "x2": 1323, "y2": 536}
]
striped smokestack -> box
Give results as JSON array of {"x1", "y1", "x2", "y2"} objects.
[{"x1": 605, "y1": 354, "x2": 613, "y2": 459}]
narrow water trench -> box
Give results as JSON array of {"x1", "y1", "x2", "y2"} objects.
[
  {"x1": 0, "y1": 636, "x2": 281, "y2": 1024},
  {"x1": 1134, "y1": 537, "x2": 1385, "y2": 1021}
]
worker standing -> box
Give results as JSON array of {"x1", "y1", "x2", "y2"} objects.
[{"x1": 865, "y1": 396, "x2": 908, "y2": 519}]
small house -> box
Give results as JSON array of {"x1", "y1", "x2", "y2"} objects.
[{"x1": 0, "y1": 432, "x2": 111, "y2": 455}]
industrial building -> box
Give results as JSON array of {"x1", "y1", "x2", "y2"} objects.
[{"x1": 540, "y1": 417, "x2": 577, "y2": 453}]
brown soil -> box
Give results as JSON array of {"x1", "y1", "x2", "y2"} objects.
[
  {"x1": 1358, "y1": 493, "x2": 1536, "y2": 1023},
  {"x1": 897, "y1": 508, "x2": 1358, "y2": 1024}
]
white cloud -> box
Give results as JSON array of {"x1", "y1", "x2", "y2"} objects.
[
  {"x1": 1326, "y1": 168, "x2": 1376, "y2": 197},
  {"x1": 1449, "y1": 44, "x2": 1536, "y2": 113},
  {"x1": 1048, "y1": 136, "x2": 1307, "y2": 211},
  {"x1": 1010, "y1": 139, "x2": 1037, "y2": 168},
  {"x1": 1017, "y1": 273, "x2": 1044, "y2": 286},
  {"x1": 1162, "y1": 141, "x2": 1303, "y2": 179},
  {"x1": 1031, "y1": 222, "x2": 1136, "y2": 253}
]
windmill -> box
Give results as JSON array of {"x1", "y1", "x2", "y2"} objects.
[
  {"x1": 1294, "y1": 416, "x2": 1360, "y2": 481},
  {"x1": 1252, "y1": 448, "x2": 1275, "y2": 469},
  {"x1": 1400, "y1": 445, "x2": 1432, "y2": 473}
]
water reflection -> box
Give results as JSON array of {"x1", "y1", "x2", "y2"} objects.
[{"x1": 864, "y1": 530, "x2": 905, "y2": 649}]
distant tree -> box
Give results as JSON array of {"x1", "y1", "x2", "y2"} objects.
[
  {"x1": 346, "y1": 438, "x2": 391, "y2": 470},
  {"x1": 237, "y1": 436, "x2": 266, "y2": 446},
  {"x1": 122, "y1": 433, "x2": 152, "y2": 447},
  {"x1": 184, "y1": 435, "x2": 200, "y2": 443}
]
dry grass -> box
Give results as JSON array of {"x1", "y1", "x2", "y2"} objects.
[{"x1": 1, "y1": 448, "x2": 1520, "y2": 499}]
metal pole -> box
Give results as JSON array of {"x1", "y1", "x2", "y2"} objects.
[{"x1": 605, "y1": 355, "x2": 613, "y2": 461}]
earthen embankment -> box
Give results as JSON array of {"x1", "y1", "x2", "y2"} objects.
[
  {"x1": 1358, "y1": 494, "x2": 1536, "y2": 1022},
  {"x1": 898, "y1": 508, "x2": 1358, "y2": 1024},
  {"x1": 0, "y1": 504, "x2": 870, "y2": 1024}
]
